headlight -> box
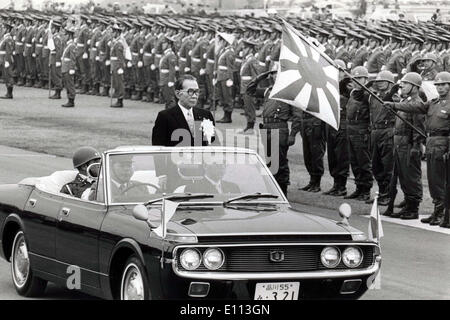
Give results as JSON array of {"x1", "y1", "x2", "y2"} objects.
[
  {"x1": 320, "y1": 246, "x2": 341, "y2": 268},
  {"x1": 342, "y1": 247, "x2": 363, "y2": 268},
  {"x1": 180, "y1": 248, "x2": 201, "y2": 270},
  {"x1": 202, "y1": 248, "x2": 225, "y2": 270}
]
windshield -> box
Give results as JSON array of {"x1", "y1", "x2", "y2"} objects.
[{"x1": 106, "y1": 151, "x2": 283, "y2": 204}]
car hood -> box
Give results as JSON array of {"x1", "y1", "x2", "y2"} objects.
[{"x1": 167, "y1": 204, "x2": 353, "y2": 236}]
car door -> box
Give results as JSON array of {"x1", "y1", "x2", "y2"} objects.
[
  {"x1": 55, "y1": 196, "x2": 107, "y2": 289},
  {"x1": 23, "y1": 188, "x2": 63, "y2": 275}
]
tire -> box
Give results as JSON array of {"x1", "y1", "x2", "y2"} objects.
[
  {"x1": 119, "y1": 255, "x2": 150, "y2": 300},
  {"x1": 11, "y1": 231, "x2": 47, "y2": 297}
]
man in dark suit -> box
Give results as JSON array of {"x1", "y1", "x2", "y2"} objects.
[
  {"x1": 185, "y1": 164, "x2": 240, "y2": 194},
  {"x1": 152, "y1": 74, "x2": 216, "y2": 147}
]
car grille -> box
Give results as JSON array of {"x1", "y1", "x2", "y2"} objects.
[{"x1": 177, "y1": 245, "x2": 374, "y2": 272}]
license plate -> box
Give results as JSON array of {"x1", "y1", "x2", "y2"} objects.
[{"x1": 254, "y1": 282, "x2": 299, "y2": 300}]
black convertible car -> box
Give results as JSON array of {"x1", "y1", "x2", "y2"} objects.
[{"x1": 0, "y1": 146, "x2": 381, "y2": 300}]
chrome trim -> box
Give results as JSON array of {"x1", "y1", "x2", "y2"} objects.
[
  {"x1": 174, "y1": 261, "x2": 381, "y2": 281},
  {"x1": 28, "y1": 252, "x2": 109, "y2": 277},
  {"x1": 171, "y1": 232, "x2": 357, "y2": 237},
  {"x1": 172, "y1": 243, "x2": 380, "y2": 280},
  {"x1": 174, "y1": 243, "x2": 377, "y2": 248}
]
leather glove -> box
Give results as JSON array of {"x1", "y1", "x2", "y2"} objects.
[
  {"x1": 226, "y1": 79, "x2": 234, "y2": 87},
  {"x1": 137, "y1": 61, "x2": 143, "y2": 68},
  {"x1": 288, "y1": 135, "x2": 296, "y2": 146},
  {"x1": 56, "y1": 61, "x2": 61, "y2": 67},
  {"x1": 168, "y1": 81, "x2": 174, "y2": 87},
  {"x1": 127, "y1": 61, "x2": 132, "y2": 68},
  {"x1": 117, "y1": 68, "x2": 124, "y2": 75},
  {"x1": 69, "y1": 69, "x2": 75, "y2": 75},
  {"x1": 82, "y1": 52, "x2": 88, "y2": 59}
]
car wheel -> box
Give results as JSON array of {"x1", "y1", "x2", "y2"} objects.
[
  {"x1": 11, "y1": 231, "x2": 47, "y2": 297},
  {"x1": 120, "y1": 255, "x2": 149, "y2": 300}
]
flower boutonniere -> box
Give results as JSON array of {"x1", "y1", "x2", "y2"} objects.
[{"x1": 199, "y1": 118, "x2": 215, "y2": 145}]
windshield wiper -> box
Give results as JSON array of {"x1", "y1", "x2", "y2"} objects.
[
  {"x1": 223, "y1": 192, "x2": 279, "y2": 205},
  {"x1": 144, "y1": 193, "x2": 214, "y2": 206}
]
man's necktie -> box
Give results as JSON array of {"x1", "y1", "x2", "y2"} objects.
[{"x1": 186, "y1": 110, "x2": 195, "y2": 135}]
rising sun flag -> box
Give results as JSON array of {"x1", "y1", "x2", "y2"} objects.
[{"x1": 269, "y1": 21, "x2": 340, "y2": 130}]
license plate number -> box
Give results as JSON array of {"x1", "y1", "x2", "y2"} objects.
[{"x1": 254, "y1": 282, "x2": 299, "y2": 300}]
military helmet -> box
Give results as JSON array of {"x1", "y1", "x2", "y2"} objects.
[
  {"x1": 434, "y1": 71, "x2": 450, "y2": 85},
  {"x1": 420, "y1": 53, "x2": 437, "y2": 63},
  {"x1": 373, "y1": 70, "x2": 395, "y2": 84},
  {"x1": 351, "y1": 66, "x2": 368, "y2": 78},
  {"x1": 400, "y1": 72, "x2": 422, "y2": 87},
  {"x1": 72, "y1": 147, "x2": 101, "y2": 168},
  {"x1": 334, "y1": 59, "x2": 346, "y2": 70}
]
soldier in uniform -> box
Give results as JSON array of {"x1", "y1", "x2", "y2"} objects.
[
  {"x1": 204, "y1": 29, "x2": 216, "y2": 110},
  {"x1": 110, "y1": 24, "x2": 127, "y2": 108},
  {"x1": 418, "y1": 53, "x2": 439, "y2": 81},
  {"x1": 367, "y1": 70, "x2": 398, "y2": 205},
  {"x1": 190, "y1": 25, "x2": 210, "y2": 109},
  {"x1": 256, "y1": 27, "x2": 274, "y2": 74},
  {"x1": 237, "y1": 39, "x2": 259, "y2": 134},
  {"x1": 88, "y1": 18, "x2": 104, "y2": 96},
  {"x1": 158, "y1": 35, "x2": 177, "y2": 109},
  {"x1": 23, "y1": 16, "x2": 36, "y2": 87},
  {"x1": 61, "y1": 27, "x2": 77, "y2": 107},
  {"x1": 61, "y1": 147, "x2": 101, "y2": 198},
  {"x1": 383, "y1": 73, "x2": 426, "y2": 219},
  {"x1": 248, "y1": 71, "x2": 302, "y2": 196},
  {"x1": 130, "y1": 21, "x2": 146, "y2": 101},
  {"x1": 98, "y1": 26, "x2": 112, "y2": 97},
  {"x1": 75, "y1": 16, "x2": 91, "y2": 94},
  {"x1": 386, "y1": 72, "x2": 450, "y2": 226},
  {"x1": 48, "y1": 21, "x2": 63, "y2": 99},
  {"x1": 33, "y1": 17, "x2": 47, "y2": 88},
  {"x1": 216, "y1": 34, "x2": 236, "y2": 123},
  {"x1": 344, "y1": 66, "x2": 373, "y2": 201},
  {"x1": 0, "y1": 21, "x2": 14, "y2": 99},
  {"x1": 142, "y1": 22, "x2": 158, "y2": 103},
  {"x1": 365, "y1": 34, "x2": 385, "y2": 79},
  {"x1": 384, "y1": 35, "x2": 406, "y2": 81},
  {"x1": 324, "y1": 60, "x2": 351, "y2": 196},
  {"x1": 13, "y1": 15, "x2": 26, "y2": 86}
]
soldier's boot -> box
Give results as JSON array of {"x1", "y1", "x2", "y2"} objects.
[
  {"x1": 279, "y1": 184, "x2": 288, "y2": 196},
  {"x1": 391, "y1": 201, "x2": 411, "y2": 218},
  {"x1": 323, "y1": 183, "x2": 337, "y2": 195},
  {"x1": 34, "y1": 81, "x2": 42, "y2": 88},
  {"x1": 217, "y1": 111, "x2": 232, "y2": 123},
  {"x1": 110, "y1": 98, "x2": 123, "y2": 108},
  {"x1": 61, "y1": 98, "x2": 75, "y2": 108},
  {"x1": 49, "y1": 89, "x2": 62, "y2": 99},
  {"x1": 24, "y1": 79, "x2": 33, "y2": 87},
  {"x1": 395, "y1": 199, "x2": 406, "y2": 208},
  {"x1": 400, "y1": 200, "x2": 420, "y2": 220},
  {"x1": 382, "y1": 196, "x2": 395, "y2": 217},
  {"x1": 430, "y1": 204, "x2": 445, "y2": 226},
  {"x1": 0, "y1": 87, "x2": 13, "y2": 99},
  {"x1": 17, "y1": 78, "x2": 25, "y2": 86},
  {"x1": 124, "y1": 89, "x2": 132, "y2": 100},
  {"x1": 131, "y1": 91, "x2": 142, "y2": 101},
  {"x1": 356, "y1": 187, "x2": 371, "y2": 202},
  {"x1": 439, "y1": 209, "x2": 450, "y2": 228},
  {"x1": 421, "y1": 203, "x2": 440, "y2": 224},
  {"x1": 330, "y1": 185, "x2": 347, "y2": 197},
  {"x1": 307, "y1": 178, "x2": 321, "y2": 193},
  {"x1": 91, "y1": 84, "x2": 100, "y2": 96},
  {"x1": 101, "y1": 86, "x2": 110, "y2": 97},
  {"x1": 344, "y1": 188, "x2": 362, "y2": 199}
]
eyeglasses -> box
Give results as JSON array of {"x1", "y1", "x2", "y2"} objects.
[{"x1": 180, "y1": 89, "x2": 200, "y2": 96}]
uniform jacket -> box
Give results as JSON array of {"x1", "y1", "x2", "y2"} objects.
[
  {"x1": 98, "y1": 30, "x2": 112, "y2": 63},
  {"x1": 89, "y1": 27, "x2": 103, "y2": 61},
  {"x1": 60, "y1": 174, "x2": 94, "y2": 198},
  {"x1": 257, "y1": 40, "x2": 273, "y2": 73},
  {"x1": 240, "y1": 54, "x2": 259, "y2": 94},
  {"x1": 0, "y1": 33, "x2": 14, "y2": 65},
  {"x1": 130, "y1": 32, "x2": 144, "y2": 65},
  {"x1": 142, "y1": 33, "x2": 156, "y2": 67},
  {"x1": 34, "y1": 25, "x2": 45, "y2": 57},
  {"x1": 366, "y1": 47, "x2": 385, "y2": 74},
  {"x1": 50, "y1": 33, "x2": 64, "y2": 66},
  {"x1": 352, "y1": 46, "x2": 369, "y2": 68},
  {"x1": 217, "y1": 46, "x2": 235, "y2": 81},
  {"x1": 14, "y1": 24, "x2": 25, "y2": 54},
  {"x1": 24, "y1": 26, "x2": 35, "y2": 57},
  {"x1": 75, "y1": 24, "x2": 90, "y2": 57},
  {"x1": 159, "y1": 48, "x2": 177, "y2": 85},
  {"x1": 392, "y1": 95, "x2": 426, "y2": 147},
  {"x1": 110, "y1": 38, "x2": 126, "y2": 72},
  {"x1": 61, "y1": 39, "x2": 77, "y2": 73},
  {"x1": 385, "y1": 49, "x2": 406, "y2": 76},
  {"x1": 205, "y1": 40, "x2": 216, "y2": 75},
  {"x1": 335, "y1": 45, "x2": 350, "y2": 64},
  {"x1": 190, "y1": 37, "x2": 209, "y2": 74},
  {"x1": 178, "y1": 36, "x2": 194, "y2": 73}
]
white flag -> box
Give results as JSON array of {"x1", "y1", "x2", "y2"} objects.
[
  {"x1": 368, "y1": 196, "x2": 384, "y2": 242},
  {"x1": 421, "y1": 81, "x2": 439, "y2": 101},
  {"x1": 47, "y1": 20, "x2": 55, "y2": 52},
  {"x1": 119, "y1": 35, "x2": 132, "y2": 61},
  {"x1": 153, "y1": 199, "x2": 179, "y2": 238}
]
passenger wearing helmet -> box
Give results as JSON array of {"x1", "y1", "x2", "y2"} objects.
[
  {"x1": 386, "y1": 72, "x2": 450, "y2": 226},
  {"x1": 323, "y1": 60, "x2": 351, "y2": 196},
  {"x1": 61, "y1": 147, "x2": 101, "y2": 198},
  {"x1": 383, "y1": 72, "x2": 426, "y2": 220},
  {"x1": 343, "y1": 66, "x2": 373, "y2": 201},
  {"x1": 366, "y1": 70, "x2": 399, "y2": 206}
]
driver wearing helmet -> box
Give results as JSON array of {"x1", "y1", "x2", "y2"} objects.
[{"x1": 61, "y1": 147, "x2": 101, "y2": 198}]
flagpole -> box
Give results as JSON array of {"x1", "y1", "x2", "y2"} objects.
[
  {"x1": 212, "y1": 27, "x2": 218, "y2": 120},
  {"x1": 277, "y1": 17, "x2": 427, "y2": 139}
]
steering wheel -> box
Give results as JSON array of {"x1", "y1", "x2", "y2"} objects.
[{"x1": 121, "y1": 182, "x2": 162, "y2": 194}]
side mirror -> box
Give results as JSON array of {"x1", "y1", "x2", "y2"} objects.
[
  {"x1": 132, "y1": 205, "x2": 160, "y2": 229},
  {"x1": 87, "y1": 162, "x2": 101, "y2": 179},
  {"x1": 337, "y1": 203, "x2": 352, "y2": 226}
]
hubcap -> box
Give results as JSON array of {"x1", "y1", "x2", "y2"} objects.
[
  {"x1": 121, "y1": 263, "x2": 144, "y2": 300},
  {"x1": 12, "y1": 232, "x2": 30, "y2": 288}
]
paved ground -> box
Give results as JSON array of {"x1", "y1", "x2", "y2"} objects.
[{"x1": 0, "y1": 145, "x2": 448, "y2": 300}]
